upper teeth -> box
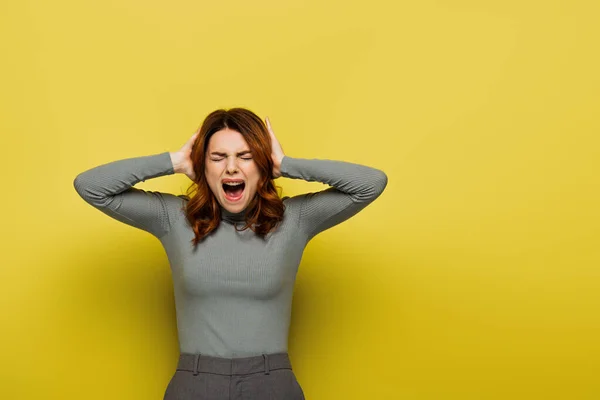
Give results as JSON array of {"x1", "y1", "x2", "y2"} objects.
[{"x1": 224, "y1": 182, "x2": 243, "y2": 186}]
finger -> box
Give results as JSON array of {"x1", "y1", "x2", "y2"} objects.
[{"x1": 266, "y1": 117, "x2": 274, "y2": 135}]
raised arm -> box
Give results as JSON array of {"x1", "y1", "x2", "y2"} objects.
[
  {"x1": 73, "y1": 151, "x2": 177, "y2": 239},
  {"x1": 280, "y1": 155, "x2": 388, "y2": 242}
]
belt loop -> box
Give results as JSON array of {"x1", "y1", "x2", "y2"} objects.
[
  {"x1": 193, "y1": 353, "x2": 201, "y2": 376},
  {"x1": 263, "y1": 354, "x2": 270, "y2": 375}
]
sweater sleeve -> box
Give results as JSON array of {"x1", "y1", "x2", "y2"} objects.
[
  {"x1": 279, "y1": 155, "x2": 388, "y2": 242},
  {"x1": 73, "y1": 151, "x2": 177, "y2": 239}
]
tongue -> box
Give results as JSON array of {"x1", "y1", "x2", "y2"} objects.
[
  {"x1": 230, "y1": 186, "x2": 243, "y2": 196},
  {"x1": 225, "y1": 185, "x2": 244, "y2": 198}
]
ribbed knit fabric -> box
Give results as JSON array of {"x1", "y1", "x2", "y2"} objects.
[{"x1": 73, "y1": 151, "x2": 388, "y2": 357}]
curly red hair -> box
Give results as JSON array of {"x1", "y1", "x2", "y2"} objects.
[{"x1": 180, "y1": 107, "x2": 285, "y2": 247}]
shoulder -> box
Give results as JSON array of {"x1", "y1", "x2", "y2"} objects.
[
  {"x1": 282, "y1": 195, "x2": 295, "y2": 204},
  {"x1": 282, "y1": 194, "x2": 305, "y2": 215},
  {"x1": 155, "y1": 192, "x2": 189, "y2": 204},
  {"x1": 152, "y1": 192, "x2": 189, "y2": 216},
  {"x1": 177, "y1": 194, "x2": 191, "y2": 202}
]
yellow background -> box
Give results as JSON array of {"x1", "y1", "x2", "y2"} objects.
[{"x1": 1, "y1": 0, "x2": 599, "y2": 399}]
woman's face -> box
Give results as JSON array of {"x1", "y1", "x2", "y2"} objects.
[{"x1": 204, "y1": 128, "x2": 261, "y2": 214}]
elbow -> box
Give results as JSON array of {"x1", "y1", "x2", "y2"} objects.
[
  {"x1": 373, "y1": 170, "x2": 388, "y2": 197},
  {"x1": 73, "y1": 173, "x2": 102, "y2": 205},
  {"x1": 73, "y1": 174, "x2": 86, "y2": 198},
  {"x1": 354, "y1": 170, "x2": 388, "y2": 202}
]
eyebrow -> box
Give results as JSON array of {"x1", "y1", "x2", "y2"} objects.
[{"x1": 210, "y1": 150, "x2": 252, "y2": 157}]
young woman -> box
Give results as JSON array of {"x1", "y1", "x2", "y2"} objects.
[{"x1": 73, "y1": 108, "x2": 388, "y2": 399}]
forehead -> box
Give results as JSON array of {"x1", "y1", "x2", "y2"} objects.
[{"x1": 207, "y1": 128, "x2": 249, "y2": 151}]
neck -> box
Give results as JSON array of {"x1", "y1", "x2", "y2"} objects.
[{"x1": 220, "y1": 204, "x2": 247, "y2": 224}]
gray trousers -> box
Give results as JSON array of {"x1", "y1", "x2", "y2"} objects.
[{"x1": 163, "y1": 352, "x2": 306, "y2": 400}]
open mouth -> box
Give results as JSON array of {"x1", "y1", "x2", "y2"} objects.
[{"x1": 222, "y1": 181, "x2": 245, "y2": 202}]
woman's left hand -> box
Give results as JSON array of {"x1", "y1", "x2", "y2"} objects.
[{"x1": 265, "y1": 116, "x2": 285, "y2": 178}]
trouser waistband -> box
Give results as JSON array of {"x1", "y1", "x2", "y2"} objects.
[{"x1": 176, "y1": 352, "x2": 292, "y2": 376}]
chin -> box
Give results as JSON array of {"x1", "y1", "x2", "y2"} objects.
[
  {"x1": 220, "y1": 194, "x2": 247, "y2": 210},
  {"x1": 224, "y1": 203, "x2": 245, "y2": 212}
]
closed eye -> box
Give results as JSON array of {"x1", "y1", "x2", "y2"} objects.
[{"x1": 212, "y1": 156, "x2": 252, "y2": 161}]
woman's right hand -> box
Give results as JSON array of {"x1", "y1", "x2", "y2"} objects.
[{"x1": 170, "y1": 130, "x2": 200, "y2": 181}]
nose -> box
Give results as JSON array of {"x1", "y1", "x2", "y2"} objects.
[{"x1": 225, "y1": 156, "x2": 239, "y2": 173}]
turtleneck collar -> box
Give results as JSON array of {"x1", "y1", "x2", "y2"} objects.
[{"x1": 220, "y1": 205, "x2": 247, "y2": 224}]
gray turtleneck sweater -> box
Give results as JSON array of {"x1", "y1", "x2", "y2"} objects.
[{"x1": 73, "y1": 151, "x2": 388, "y2": 357}]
